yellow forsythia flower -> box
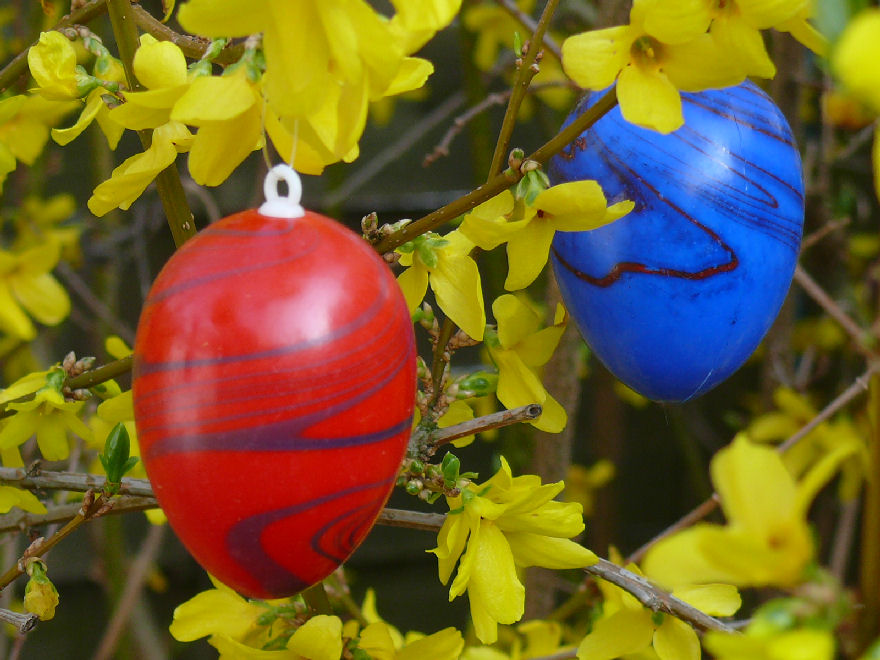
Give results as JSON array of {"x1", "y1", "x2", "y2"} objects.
[
  {"x1": 23, "y1": 559, "x2": 59, "y2": 621},
  {"x1": 431, "y1": 457, "x2": 597, "y2": 644},
  {"x1": 485, "y1": 294, "x2": 567, "y2": 432},
  {"x1": 642, "y1": 437, "x2": 845, "y2": 588},
  {"x1": 396, "y1": 230, "x2": 485, "y2": 341},
  {"x1": 0, "y1": 239, "x2": 70, "y2": 341}
]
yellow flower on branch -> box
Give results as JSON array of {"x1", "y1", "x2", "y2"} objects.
[
  {"x1": 642, "y1": 437, "x2": 852, "y2": 589},
  {"x1": 461, "y1": 182, "x2": 632, "y2": 291},
  {"x1": 178, "y1": 0, "x2": 458, "y2": 171},
  {"x1": 0, "y1": 368, "x2": 91, "y2": 463},
  {"x1": 561, "y1": 0, "x2": 742, "y2": 133},
  {"x1": 396, "y1": 230, "x2": 485, "y2": 341},
  {"x1": 0, "y1": 486, "x2": 46, "y2": 514},
  {"x1": 27, "y1": 31, "x2": 93, "y2": 101},
  {"x1": 0, "y1": 93, "x2": 75, "y2": 192},
  {"x1": 170, "y1": 67, "x2": 263, "y2": 186},
  {"x1": 0, "y1": 239, "x2": 70, "y2": 341},
  {"x1": 431, "y1": 457, "x2": 598, "y2": 644},
  {"x1": 485, "y1": 294, "x2": 567, "y2": 433}
]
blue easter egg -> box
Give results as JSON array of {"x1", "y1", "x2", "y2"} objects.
[{"x1": 549, "y1": 82, "x2": 804, "y2": 402}]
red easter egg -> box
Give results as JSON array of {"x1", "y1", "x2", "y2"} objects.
[{"x1": 133, "y1": 207, "x2": 416, "y2": 599}]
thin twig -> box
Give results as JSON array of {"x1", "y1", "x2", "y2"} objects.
[
  {"x1": 794, "y1": 265, "x2": 877, "y2": 359},
  {"x1": 0, "y1": 490, "x2": 113, "y2": 591},
  {"x1": 0, "y1": 467, "x2": 153, "y2": 498},
  {"x1": 584, "y1": 559, "x2": 734, "y2": 632},
  {"x1": 323, "y1": 91, "x2": 466, "y2": 209},
  {"x1": 800, "y1": 216, "x2": 851, "y2": 251},
  {"x1": 376, "y1": 508, "x2": 446, "y2": 531},
  {"x1": 432, "y1": 403, "x2": 543, "y2": 446},
  {"x1": 487, "y1": 0, "x2": 561, "y2": 177},
  {"x1": 372, "y1": 86, "x2": 618, "y2": 254},
  {"x1": 627, "y1": 365, "x2": 877, "y2": 564},
  {"x1": 92, "y1": 524, "x2": 166, "y2": 660},
  {"x1": 55, "y1": 262, "x2": 136, "y2": 345},
  {"x1": 130, "y1": 4, "x2": 244, "y2": 65},
  {"x1": 0, "y1": 609, "x2": 38, "y2": 634},
  {"x1": 0, "y1": 497, "x2": 156, "y2": 534},
  {"x1": 496, "y1": 0, "x2": 563, "y2": 61}
]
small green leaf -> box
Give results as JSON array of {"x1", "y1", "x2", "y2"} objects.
[
  {"x1": 441, "y1": 452, "x2": 460, "y2": 484},
  {"x1": 99, "y1": 423, "x2": 134, "y2": 487}
]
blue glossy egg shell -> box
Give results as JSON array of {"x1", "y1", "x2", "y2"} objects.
[{"x1": 549, "y1": 82, "x2": 804, "y2": 402}]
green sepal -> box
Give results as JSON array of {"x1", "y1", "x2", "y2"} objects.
[{"x1": 99, "y1": 423, "x2": 138, "y2": 489}]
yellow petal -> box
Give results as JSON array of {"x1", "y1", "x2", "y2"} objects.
[
  {"x1": 27, "y1": 31, "x2": 79, "y2": 100},
  {"x1": 88, "y1": 124, "x2": 184, "y2": 216},
  {"x1": 516, "y1": 324, "x2": 565, "y2": 368},
  {"x1": 0, "y1": 283, "x2": 36, "y2": 340},
  {"x1": 505, "y1": 532, "x2": 597, "y2": 568},
  {"x1": 430, "y1": 254, "x2": 486, "y2": 341},
  {"x1": 576, "y1": 607, "x2": 655, "y2": 660},
  {"x1": 617, "y1": 64, "x2": 683, "y2": 133},
  {"x1": 562, "y1": 26, "x2": 633, "y2": 90},
  {"x1": 209, "y1": 634, "x2": 292, "y2": 658},
  {"x1": 531, "y1": 392, "x2": 567, "y2": 433},
  {"x1": 439, "y1": 400, "x2": 476, "y2": 448},
  {"x1": 0, "y1": 486, "x2": 46, "y2": 514},
  {"x1": 662, "y1": 34, "x2": 745, "y2": 92},
  {"x1": 431, "y1": 510, "x2": 472, "y2": 584},
  {"x1": 357, "y1": 622, "x2": 396, "y2": 660},
  {"x1": 640, "y1": 0, "x2": 712, "y2": 44},
  {"x1": 52, "y1": 89, "x2": 104, "y2": 146},
  {"x1": 712, "y1": 438, "x2": 797, "y2": 536},
  {"x1": 169, "y1": 587, "x2": 260, "y2": 642},
  {"x1": 35, "y1": 414, "x2": 69, "y2": 461},
  {"x1": 711, "y1": 15, "x2": 776, "y2": 79},
  {"x1": 286, "y1": 614, "x2": 343, "y2": 660},
  {"x1": 384, "y1": 57, "x2": 434, "y2": 97},
  {"x1": 177, "y1": 0, "x2": 269, "y2": 36},
  {"x1": 133, "y1": 39, "x2": 187, "y2": 89},
  {"x1": 187, "y1": 108, "x2": 262, "y2": 186},
  {"x1": 398, "y1": 627, "x2": 464, "y2": 660},
  {"x1": 171, "y1": 73, "x2": 257, "y2": 124},
  {"x1": 397, "y1": 264, "x2": 429, "y2": 314},
  {"x1": 671, "y1": 584, "x2": 741, "y2": 617},
  {"x1": 504, "y1": 220, "x2": 555, "y2": 290},
  {"x1": 491, "y1": 347, "x2": 547, "y2": 411},
  {"x1": 653, "y1": 616, "x2": 699, "y2": 660},
  {"x1": 493, "y1": 294, "x2": 540, "y2": 349},
  {"x1": 536, "y1": 180, "x2": 631, "y2": 232},
  {"x1": 766, "y1": 629, "x2": 835, "y2": 660},
  {"x1": 778, "y1": 16, "x2": 828, "y2": 57},
  {"x1": 736, "y1": 0, "x2": 808, "y2": 29},
  {"x1": 467, "y1": 523, "x2": 524, "y2": 644},
  {"x1": 11, "y1": 272, "x2": 70, "y2": 326}
]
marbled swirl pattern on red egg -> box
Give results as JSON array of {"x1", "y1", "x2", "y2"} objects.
[{"x1": 133, "y1": 209, "x2": 416, "y2": 599}]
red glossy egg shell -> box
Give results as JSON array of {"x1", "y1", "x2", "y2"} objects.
[{"x1": 133, "y1": 209, "x2": 416, "y2": 599}]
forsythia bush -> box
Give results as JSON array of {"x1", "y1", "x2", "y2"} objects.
[{"x1": 0, "y1": 0, "x2": 878, "y2": 659}]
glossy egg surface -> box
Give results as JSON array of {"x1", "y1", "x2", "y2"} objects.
[
  {"x1": 133, "y1": 209, "x2": 416, "y2": 598},
  {"x1": 550, "y1": 82, "x2": 804, "y2": 402}
]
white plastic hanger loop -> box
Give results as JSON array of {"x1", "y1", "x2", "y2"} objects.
[{"x1": 259, "y1": 164, "x2": 305, "y2": 219}]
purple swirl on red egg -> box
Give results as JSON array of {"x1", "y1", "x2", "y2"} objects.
[{"x1": 133, "y1": 209, "x2": 417, "y2": 598}]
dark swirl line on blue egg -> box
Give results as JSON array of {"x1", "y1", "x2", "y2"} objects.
[
  {"x1": 681, "y1": 85, "x2": 796, "y2": 148},
  {"x1": 225, "y1": 477, "x2": 395, "y2": 596},
  {"x1": 555, "y1": 137, "x2": 739, "y2": 286}
]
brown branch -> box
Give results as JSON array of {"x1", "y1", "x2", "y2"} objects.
[
  {"x1": 0, "y1": 608, "x2": 38, "y2": 634},
  {"x1": 627, "y1": 364, "x2": 878, "y2": 564},
  {"x1": 373, "y1": 86, "x2": 618, "y2": 254},
  {"x1": 496, "y1": 0, "x2": 563, "y2": 62},
  {"x1": 0, "y1": 356, "x2": 133, "y2": 420},
  {"x1": 487, "y1": 0, "x2": 560, "y2": 177},
  {"x1": 794, "y1": 265, "x2": 878, "y2": 358},
  {"x1": 0, "y1": 497, "x2": 156, "y2": 534},
  {"x1": 130, "y1": 4, "x2": 244, "y2": 65},
  {"x1": 432, "y1": 403, "x2": 543, "y2": 446},
  {"x1": 584, "y1": 559, "x2": 735, "y2": 632},
  {"x1": 0, "y1": 490, "x2": 114, "y2": 591}
]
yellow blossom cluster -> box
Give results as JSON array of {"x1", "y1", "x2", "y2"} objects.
[{"x1": 561, "y1": 0, "x2": 826, "y2": 133}]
